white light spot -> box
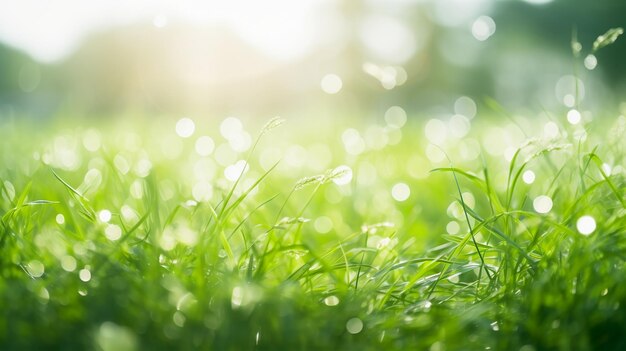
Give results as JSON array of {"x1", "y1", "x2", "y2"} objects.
[
  {"x1": 61, "y1": 255, "x2": 77, "y2": 272},
  {"x1": 602, "y1": 163, "x2": 612, "y2": 176},
  {"x1": 331, "y1": 165, "x2": 353, "y2": 185},
  {"x1": 314, "y1": 216, "x2": 333, "y2": 234},
  {"x1": 385, "y1": 106, "x2": 407, "y2": 128},
  {"x1": 446, "y1": 221, "x2": 460, "y2": 235},
  {"x1": 192, "y1": 182, "x2": 213, "y2": 202},
  {"x1": 321, "y1": 74, "x2": 343, "y2": 94},
  {"x1": 391, "y1": 183, "x2": 411, "y2": 202},
  {"x1": 130, "y1": 180, "x2": 143, "y2": 199},
  {"x1": 359, "y1": 15, "x2": 418, "y2": 64},
  {"x1": 114, "y1": 154, "x2": 130, "y2": 175},
  {"x1": 153, "y1": 14, "x2": 168, "y2": 28},
  {"x1": 56, "y1": 213, "x2": 65, "y2": 225},
  {"x1": 231, "y1": 286, "x2": 243, "y2": 308},
  {"x1": 346, "y1": 317, "x2": 364, "y2": 334},
  {"x1": 195, "y1": 136, "x2": 215, "y2": 156},
  {"x1": 543, "y1": 122, "x2": 560, "y2": 139},
  {"x1": 121, "y1": 205, "x2": 138, "y2": 223},
  {"x1": 563, "y1": 94, "x2": 576, "y2": 108},
  {"x1": 523, "y1": 0, "x2": 554, "y2": 4},
  {"x1": 522, "y1": 170, "x2": 536, "y2": 184},
  {"x1": 220, "y1": 117, "x2": 243, "y2": 139},
  {"x1": 227, "y1": 131, "x2": 252, "y2": 153},
  {"x1": 224, "y1": 160, "x2": 249, "y2": 182},
  {"x1": 175, "y1": 118, "x2": 195, "y2": 138},
  {"x1": 364, "y1": 125, "x2": 388, "y2": 150},
  {"x1": 79, "y1": 268, "x2": 91, "y2": 282},
  {"x1": 324, "y1": 295, "x2": 340, "y2": 306},
  {"x1": 83, "y1": 129, "x2": 102, "y2": 152},
  {"x1": 533, "y1": 195, "x2": 553, "y2": 214},
  {"x1": 567, "y1": 109, "x2": 581, "y2": 125},
  {"x1": 104, "y1": 224, "x2": 123, "y2": 241},
  {"x1": 454, "y1": 96, "x2": 477, "y2": 119},
  {"x1": 425, "y1": 144, "x2": 446, "y2": 163},
  {"x1": 584, "y1": 54, "x2": 597, "y2": 70},
  {"x1": 449, "y1": 114, "x2": 471, "y2": 138},
  {"x1": 98, "y1": 210, "x2": 112, "y2": 223},
  {"x1": 556, "y1": 75, "x2": 585, "y2": 106},
  {"x1": 577, "y1": 215, "x2": 596, "y2": 236},
  {"x1": 471, "y1": 16, "x2": 496, "y2": 41},
  {"x1": 377, "y1": 237, "x2": 392, "y2": 249},
  {"x1": 424, "y1": 118, "x2": 448, "y2": 144},
  {"x1": 461, "y1": 192, "x2": 475, "y2": 209},
  {"x1": 135, "y1": 159, "x2": 152, "y2": 178},
  {"x1": 342, "y1": 129, "x2": 366, "y2": 155},
  {"x1": 178, "y1": 227, "x2": 198, "y2": 246}
]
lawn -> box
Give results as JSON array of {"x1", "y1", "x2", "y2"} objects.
[
  {"x1": 0, "y1": 94, "x2": 626, "y2": 350},
  {"x1": 2, "y1": 87, "x2": 626, "y2": 350}
]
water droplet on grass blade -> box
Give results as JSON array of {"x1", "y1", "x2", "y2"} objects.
[
  {"x1": 173, "y1": 311, "x2": 186, "y2": 327},
  {"x1": 260, "y1": 116, "x2": 285, "y2": 135},
  {"x1": 324, "y1": 295, "x2": 340, "y2": 306},
  {"x1": 592, "y1": 27, "x2": 624, "y2": 52},
  {"x1": 584, "y1": 54, "x2": 597, "y2": 70},
  {"x1": 330, "y1": 165, "x2": 353, "y2": 185},
  {"x1": 26, "y1": 260, "x2": 45, "y2": 278},
  {"x1": 56, "y1": 213, "x2": 65, "y2": 224},
  {"x1": 346, "y1": 318, "x2": 363, "y2": 334},
  {"x1": 79, "y1": 268, "x2": 91, "y2": 282}
]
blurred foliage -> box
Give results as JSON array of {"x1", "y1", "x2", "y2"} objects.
[{"x1": 1, "y1": 0, "x2": 626, "y2": 118}]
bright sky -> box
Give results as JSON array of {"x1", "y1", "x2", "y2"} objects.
[
  {"x1": 0, "y1": 0, "x2": 330, "y2": 63},
  {"x1": 0, "y1": 0, "x2": 544, "y2": 65}
]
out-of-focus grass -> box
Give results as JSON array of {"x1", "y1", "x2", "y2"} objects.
[{"x1": 2, "y1": 99, "x2": 626, "y2": 350}]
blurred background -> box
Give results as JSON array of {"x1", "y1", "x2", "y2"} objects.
[{"x1": 0, "y1": 0, "x2": 625, "y2": 121}]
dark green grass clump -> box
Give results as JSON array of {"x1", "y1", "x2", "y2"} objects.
[{"x1": 2, "y1": 110, "x2": 626, "y2": 350}]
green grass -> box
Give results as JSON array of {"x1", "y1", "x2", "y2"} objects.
[{"x1": 2, "y1": 105, "x2": 626, "y2": 350}]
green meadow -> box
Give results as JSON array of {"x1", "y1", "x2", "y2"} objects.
[
  {"x1": 3, "y1": 80, "x2": 626, "y2": 350},
  {"x1": 2, "y1": 2, "x2": 626, "y2": 349}
]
